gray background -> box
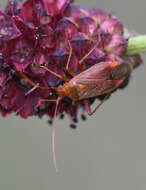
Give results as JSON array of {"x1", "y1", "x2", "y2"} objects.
[{"x1": 0, "y1": 0, "x2": 146, "y2": 190}]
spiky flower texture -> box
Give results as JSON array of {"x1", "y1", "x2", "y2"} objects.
[{"x1": 0, "y1": 0, "x2": 142, "y2": 129}]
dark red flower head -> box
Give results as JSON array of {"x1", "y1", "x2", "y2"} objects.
[{"x1": 0, "y1": 0, "x2": 142, "y2": 127}]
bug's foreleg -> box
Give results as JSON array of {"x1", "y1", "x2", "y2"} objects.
[
  {"x1": 65, "y1": 40, "x2": 77, "y2": 77},
  {"x1": 37, "y1": 96, "x2": 61, "y2": 173},
  {"x1": 84, "y1": 95, "x2": 108, "y2": 116},
  {"x1": 18, "y1": 71, "x2": 58, "y2": 90},
  {"x1": 78, "y1": 43, "x2": 98, "y2": 73},
  {"x1": 39, "y1": 65, "x2": 70, "y2": 82},
  {"x1": 51, "y1": 96, "x2": 61, "y2": 173}
]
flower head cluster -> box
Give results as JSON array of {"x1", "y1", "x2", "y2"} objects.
[{"x1": 0, "y1": 0, "x2": 141, "y2": 128}]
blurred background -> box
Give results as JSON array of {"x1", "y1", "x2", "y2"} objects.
[{"x1": 0, "y1": 0, "x2": 146, "y2": 190}]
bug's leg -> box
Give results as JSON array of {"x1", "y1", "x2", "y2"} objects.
[
  {"x1": 65, "y1": 40, "x2": 77, "y2": 77},
  {"x1": 19, "y1": 70, "x2": 62, "y2": 172},
  {"x1": 18, "y1": 71, "x2": 58, "y2": 90},
  {"x1": 37, "y1": 96, "x2": 61, "y2": 172},
  {"x1": 37, "y1": 99, "x2": 57, "y2": 107},
  {"x1": 78, "y1": 43, "x2": 98, "y2": 73},
  {"x1": 39, "y1": 42, "x2": 76, "y2": 78},
  {"x1": 25, "y1": 83, "x2": 39, "y2": 96},
  {"x1": 51, "y1": 96, "x2": 61, "y2": 173},
  {"x1": 84, "y1": 95, "x2": 108, "y2": 116},
  {"x1": 40, "y1": 65, "x2": 70, "y2": 82}
]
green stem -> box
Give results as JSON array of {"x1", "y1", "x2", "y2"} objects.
[{"x1": 126, "y1": 35, "x2": 146, "y2": 55}]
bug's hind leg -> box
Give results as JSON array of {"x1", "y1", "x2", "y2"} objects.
[{"x1": 84, "y1": 95, "x2": 109, "y2": 116}]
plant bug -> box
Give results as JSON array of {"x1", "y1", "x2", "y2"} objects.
[{"x1": 18, "y1": 41, "x2": 138, "y2": 172}]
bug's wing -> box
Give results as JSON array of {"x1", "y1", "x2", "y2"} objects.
[
  {"x1": 75, "y1": 62, "x2": 118, "y2": 82},
  {"x1": 69, "y1": 61, "x2": 123, "y2": 100},
  {"x1": 76, "y1": 78, "x2": 124, "y2": 100}
]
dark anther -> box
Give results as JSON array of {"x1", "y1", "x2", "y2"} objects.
[
  {"x1": 70, "y1": 124, "x2": 77, "y2": 129},
  {"x1": 48, "y1": 119, "x2": 52, "y2": 125},
  {"x1": 0, "y1": 93, "x2": 3, "y2": 101},
  {"x1": 54, "y1": 29, "x2": 61, "y2": 35},
  {"x1": 59, "y1": 113, "x2": 64, "y2": 119},
  {"x1": 16, "y1": 8, "x2": 21, "y2": 15},
  {"x1": 5, "y1": 99, "x2": 9, "y2": 110},
  {"x1": 0, "y1": 53, "x2": 4, "y2": 64},
  {"x1": 81, "y1": 114, "x2": 86, "y2": 121},
  {"x1": 42, "y1": 10, "x2": 47, "y2": 16},
  {"x1": 40, "y1": 26, "x2": 46, "y2": 36},
  {"x1": 72, "y1": 117, "x2": 78, "y2": 123},
  {"x1": 37, "y1": 110, "x2": 45, "y2": 118}
]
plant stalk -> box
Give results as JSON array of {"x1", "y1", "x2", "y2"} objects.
[{"x1": 126, "y1": 35, "x2": 146, "y2": 55}]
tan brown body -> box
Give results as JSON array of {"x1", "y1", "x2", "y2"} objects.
[
  {"x1": 19, "y1": 59, "x2": 136, "y2": 173},
  {"x1": 59, "y1": 61, "x2": 131, "y2": 101}
]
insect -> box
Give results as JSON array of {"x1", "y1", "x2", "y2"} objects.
[{"x1": 18, "y1": 41, "x2": 135, "y2": 172}]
